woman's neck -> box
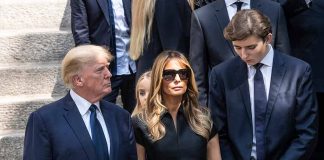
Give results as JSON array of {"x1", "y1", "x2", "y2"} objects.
[{"x1": 163, "y1": 96, "x2": 182, "y2": 120}]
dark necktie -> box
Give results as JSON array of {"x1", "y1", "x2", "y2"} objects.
[
  {"x1": 234, "y1": 1, "x2": 244, "y2": 12},
  {"x1": 107, "y1": 0, "x2": 117, "y2": 75},
  {"x1": 254, "y1": 63, "x2": 267, "y2": 160},
  {"x1": 89, "y1": 104, "x2": 109, "y2": 160},
  {"x1": 107, "y1": 0, "x2": 116, "y2": 54}
]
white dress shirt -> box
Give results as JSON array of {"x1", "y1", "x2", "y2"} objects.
[
  {"x1": 70, "y1": 89, "x2": 111, "y2": 154},
  {"x1": 111, "y1": 0, "x2": 136, "y2": 75},
  {"x1": 247, "y1": 44, "x2": 274, "y2": 159},
  {"x1": 225, "y1": 0, "x2": 251, "y2": 20}
]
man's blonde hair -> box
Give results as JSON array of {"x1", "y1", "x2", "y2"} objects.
[{"x1": 61, "y1": 45, "x2": 113, "y2": 89}]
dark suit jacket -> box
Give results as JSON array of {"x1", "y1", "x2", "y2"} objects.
[
  {"x1": 136, "y1": 0, "x2": 192, "y2": 78},
  {"x1": 70, "y1": 0, "x2": 132, "y2": 74},
  {"x1": 275, "y1": 0, "x2": 324, "y2": 92},
  {"x1": 274, "y1": 0, "x2": 310, "y2": 17},
  {"x1": 189, "y1": 0, "x2": 290, "y2": 106},
  {"x1": 23, "y1": 93, "x2": 137, "y2": 160},
  {"x1": 208, "y1": 51, "x2": 318, "y2": 160}
]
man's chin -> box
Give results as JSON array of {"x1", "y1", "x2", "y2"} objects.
[{"x1": 104, "y1": 88, "x2": 112, "y2": 95}]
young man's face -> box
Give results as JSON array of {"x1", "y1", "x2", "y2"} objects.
[{"x1": 232, "y1": 34, "x2": 272, "y2": 65}]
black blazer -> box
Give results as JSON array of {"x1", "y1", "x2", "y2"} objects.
[
  {"x1": 189, "y1": 0, "x2": 290, "y2": 106},
  {"x1": 23, "y1": 93, "x2": 137, "y2": 160},
  {"x1": 275, "y1": 0, "x2": 324, "y2": 92},
  {"x1": 208, "y1": 51, "x2": 318, "y2": 159},
  {"x1": 70, "y1": 0, "x2": 132, "y2": 74},
  {"x1": 136, "y1": 0, "x2": 192, "y2": 78}
]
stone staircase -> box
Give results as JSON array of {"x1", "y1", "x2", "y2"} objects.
[{"x1": 0, "y1": 0, "x2": 73, "y2": 159}]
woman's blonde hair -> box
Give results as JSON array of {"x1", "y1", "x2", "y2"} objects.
[
  {"x1": 129, "y1": 0, "x2": 195, "y2": 60},
  {"x1": 132, "y1": 71, "x2": 152, "y2": 117},
  {"x1": 137, "y1": 50, "x2": 213, "y2": 141}
]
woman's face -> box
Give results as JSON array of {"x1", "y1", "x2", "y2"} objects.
[
  {"x1": 162, "y1": 59, "x2": 189, "y2": 99},
  {"x1": 137, "y1": 77, "x2": 151, "y2": 108}
]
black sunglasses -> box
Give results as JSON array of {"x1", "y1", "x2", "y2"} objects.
[{"x1": 162, "y1": 69, "x2": 190, "y2": 81}]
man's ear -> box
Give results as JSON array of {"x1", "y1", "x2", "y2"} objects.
[
  {"x1": 72, "y1": 75, "x2": 83, "y2": 87},
  {"x1": 265, "y1": 33, "x2": 273, "y2": 44}
]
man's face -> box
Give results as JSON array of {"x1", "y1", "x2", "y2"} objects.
[
  {"x1": 79, "y1": 55, "x2": 112, "y2": 100},
  {"x1": 232, "y1": 34, "x2": 271, "y2": 65}
]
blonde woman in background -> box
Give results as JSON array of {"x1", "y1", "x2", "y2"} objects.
[
  {"x1": 130, "y1": 0, "x2": 194, "y2": 79},
  {"x1": 132, "y1": 71, "x2": 152, "y2": 117},
  {"x1": 132, "y1": 50, "x2": 221, "y2": 160}
]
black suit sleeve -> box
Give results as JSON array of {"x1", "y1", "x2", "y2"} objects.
[
  {"x1": 70, "y1": 0, "x2": 91, "y2": 45},
  {"x1": 208, "y1": 67, "x2": 236, "y2": 159},
  {"x1": 273, "y1": 5, "x2": 291, "y2": 54},
  {"x1": 155, "y1": 0, "x2": 191, "y2": 55},
  {"x1": 126, "y1": 114, "x2": 138, "y2": 160},
  {"x1": 277, "y1": 0, "x2": 309, "y2": 17},
  {"x1": 280, "y1": 64, "x2": 318, "y2": 159},
  {"x1": 23, "y1": 112, "x2": 52, "y2": 160},
  {"x1": 189, "y1": 11, "x2": 209, "y2": 107}
]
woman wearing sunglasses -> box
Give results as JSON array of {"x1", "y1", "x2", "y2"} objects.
[{"x1": 132, "y1": 50, "x2": 221, "y2": 160}]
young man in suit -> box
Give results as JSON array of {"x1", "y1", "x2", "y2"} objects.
[
  {"x1": 23, "y1": 45, "x2": 137, "y2": 160},
  {"x1": 70, "y1": 0, "x2": 136, "y2": 113},
  {"x1": 189, "y1": 0, "x2": 290, "y2": 106},
  {"x1": 209, "y1": 9, "x2": 318, "y2": 159},
  {"x1": 273, "y1": 0, "x2": 324, "y2": 158}
]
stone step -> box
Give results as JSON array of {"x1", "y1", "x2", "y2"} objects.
[
  {"x1": 0, "y1": 62, "x2": 67, "y2": 97},
  {"x1": 0, "y1": 95, "x2": 65, "y2": 130},
  {"x1": 0, "y1": 93, "x2": 122, "y2": 131},
  {"x1": 0, "y1": 0, "x2": 70, "y2": 30},
  {"x1": 0, "y1": 30, "x2": 74, "y2": 64},
  {"x1": 0, "y1": 130, "x2": 24, "y2": 160}
]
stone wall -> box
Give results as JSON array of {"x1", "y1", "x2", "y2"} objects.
[{"x1": 0, "y1": 0, "x2": 73, "y2": 159}]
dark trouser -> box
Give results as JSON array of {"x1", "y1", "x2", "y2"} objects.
[
  {"x1": 103, "y1": 73, "x2": 136, "y2": 114},
  {"x1": 311, "y1": 92, "x2": 324, "y2": 159}
]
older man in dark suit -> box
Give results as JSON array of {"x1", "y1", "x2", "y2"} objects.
[
  {"x1": 209, "y1": 9, "x2": 318, "y2": 159},
  {"x1": 23, "y1": 45, "x2": 137, "y2": 160},
  {"x1": 70, "y1": 0, "x2": 136, "y2": 114},
  {"x1": 189, "y1": 0, "x2": 290, "y2": 106}
]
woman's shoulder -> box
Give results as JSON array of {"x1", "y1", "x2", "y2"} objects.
[{"x1": 132, "y1": 114, "x2": 148, "y2": 130}]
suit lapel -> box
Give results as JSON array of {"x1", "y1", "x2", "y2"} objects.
[
  {"x1": 122, "y1": 0, "x2": 132, "y2": 27},
  {"x1": 265, "y1": 52, "x2": 286, "y2": 128},
  {"x1": 100, "y1": 101, "x2": 119, "y2": 160},
  {"x1": 236, "y1": 60, "x2": 253, "y2": 124},
  {"x1": 97, "y1": 0, "x2": 111, "y2": 26},
  {"x1": 213, "y1": 0, "x2": 236, "y2": 56},
  {"x1": 251, "y1": 0, "x2": 262, "y2": 9},
  {"x1": 63, "y1": 94, "x2": 97, "y2": 160}
]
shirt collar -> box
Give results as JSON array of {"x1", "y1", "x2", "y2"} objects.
[
  {"x1": 247, "y1": 44, "x2": 274, "y2": 69},
  {"x1": 225, "y1": 0, "x2": 250, "y2": 7},
  {"x1": 261, "y1": 44, "x2": 274, "y2": 67},
  {"x1": 70, "y1": 89, "x2": 101, "y2": 116},
  {"x1": 161, "y1": 105, "x2": 185, "y2": 118}
]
